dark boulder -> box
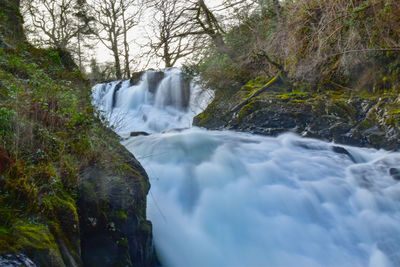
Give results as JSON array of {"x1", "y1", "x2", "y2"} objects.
[
  {"x1": 146, "y1": 71, "x2": 165, "y2": 93},
  {"x1": 111, "y1": 81, "x2": 124, "y2": 108},
  {"x1": 78, "y1": 145, "x2": 157, "y2": 267},
  {"x1": 332, "y1": 146, "x2": 356, "y2": 163},
  {"x1": 130, "y1": 71, "x2": 145, "y2": 86},
  {"x1": 389, "y1": 168, "x2": 400, "y2": 180},
  {"x1": 130, "y1": 131, "x2": 150, "y2": 137}
]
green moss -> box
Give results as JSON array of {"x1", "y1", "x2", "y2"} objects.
[
  {"x1": 14, "y1": 223, "x2": 56, "y2": 250},
  {"x1": 139, "y1": 221, "x2": 152, "y2": 234},
  {"x1": 121, "y1": 163, "x2": 141, "y2": 177},
  {"x1": 276, "y1": 91, "x2": 310, "y2": 100},
  {"x1": 195, "y1": 101, "x2": 217, "y2": 125},
  {"x1": 0, "y1": 42, "x2": 112, "y2": 260},
  {"x1": 115, "y1": 210, "x2": 128, "y2": 220},
  {"x1": 385, "y1": 105, "x2": 400, "y2": 126},
  {"x1": 327, "y1": 100, "x2": 358, "y2": 121},
  {"x1": 118, "y1": 238, "x2": 128, "y2": 247},
  {"x1": 242, "y1": 76, "x2": 272, "y2": 92},
  {"x1": 41, "y1": 195, "x2": 78, "y2": 221},
  {"x1": 238, "y1": 100, "x2": 259, "y2": 121},
  {"x1": 358, "y1": 119, "x2": 375, "y2": 131},
  {"x1": 0, "y1": 221, "x2": 60, "y2": 254},
  {"x1": 388, "y1": 108, "x2": 400, "y2": 115}
]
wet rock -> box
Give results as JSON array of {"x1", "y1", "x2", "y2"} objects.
[
  {"x1": 111, "y1": 81, "x2": 124, "y2": 108},
  {"x1": 194, "y1": 85, "x2": 400, "y2": 150},
  {"x1": 79, "y1": 145, "x2": 157, "y2": 267},
  {"x1": 180, "y1": 76, "x2": 191, "y2": 108},
  {"x1": 332, "y1": 146, "x2": 356, "y2": 163},
  {"x1": 130, "y1": 71, "x2": 145, "y2": 86},
  {"x1": 146, "y1": 71, "x2": 165, "y2": 93},
  {"x1": 130, "y1": 131, "x2": 150, "y2": 137},
  {"x1": 389, "y1": 168, "x2": 400, "y2": 180},
  {"x1": 0, "y1": 254, "x2": 37, "y2": 267}
]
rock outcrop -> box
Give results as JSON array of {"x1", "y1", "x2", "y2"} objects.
[
  {"x1": 79, "y1": 141, "x2": 155, "y2": 267},
  {"x1": 194, "y1": 77, "x2": 400, "y2": 150}
]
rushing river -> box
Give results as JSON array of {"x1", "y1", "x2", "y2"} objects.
[{"x1": 93, "y1": 69, "x2": 400, "y2": 267}]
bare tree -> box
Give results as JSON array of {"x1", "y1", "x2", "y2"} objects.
[
  {"x1": 90, "y1": 0, "x2": 141, "y2": 79},
  {"x1": 169, "y1": 0, "x2": 256, "y2": 59},
  {"x1": 23, "y1": 0, "x2": 87, "y2": 48},
  {"x1": 146, "y1": 0, "x2": 204, "y2": 68},
  {"x1": 22, "y1": 0, "x2": 94, "y2": 69}
]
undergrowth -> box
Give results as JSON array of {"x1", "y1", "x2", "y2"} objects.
[
  {"x1": 194, "y1": 0, "x2": 400, "y2": 96},
  {"x1": 0, "y1": 41, "x2": 131, "y2": 255}
]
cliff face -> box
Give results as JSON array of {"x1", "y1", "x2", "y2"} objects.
[
  {"x1": 0, "y1": 3, "x2": 156, "y2": 266},
  {"x1": 194, "y1": 76, "x2": 400, "y2": 150},
  {"x1": 78, "y1": 133, "x2": 156, "y2": 267}
]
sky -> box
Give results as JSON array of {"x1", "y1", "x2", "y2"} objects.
[
  {"x1": 93, "y1": 0, "x2": 226, "y2": 71},
  {"x1": 22, "y1": 0, "x2": 247, "y2": 72}
]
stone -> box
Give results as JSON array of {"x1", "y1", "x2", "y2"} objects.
[
  {"x1": 389, "y1": 168, "x2": 400, "y2": 180},
  {"x1": 0, "y1": 254, "x2": 37, "y2": 267},
  {"x1": 130, "y1": 131, "x2": 150, "y2": 137},
  {"x1": 332, "y1": 146, "x2": 356, "y2": 163}
]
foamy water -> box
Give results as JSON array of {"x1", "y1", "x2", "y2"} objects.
[{"x1": 93, "y1": 69, "x2": 400, "y2": 267}]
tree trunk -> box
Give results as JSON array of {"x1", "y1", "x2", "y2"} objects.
[
  {"x1": 122, "y1": 11, "x2": 131, "y2": 78},
  {"x1": 123, "y1": 39, "x2": 130, "y2": 78},
  {"x1": 113, "y1": 44, "x2": 122, "y2": 79},
  {"x1": 77, "y1": 31, "x2": 83, "y2": 70},
  {"x1": 164, "y1": 42, "x2": 172, "y2": 67}
]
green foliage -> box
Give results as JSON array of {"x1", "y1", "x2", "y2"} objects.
[
  {"x1": 238, "y1": 100, "x2": 259, "y2": 122},
  {"x1": 0, "y1": 40, "x2": 148, "y2": 259},
  {"x1": 197, "y1": 51, "x2": 248, "y2": 96},
  {"x1": 195, "y1": 0, "x2": 400, "y2": 95},
  {"x1": 0, "y1": 106, "x2": 13, "y2": 137},
  {"x1": 47, "y1": 50, "x2": 62, "y2": 65}
]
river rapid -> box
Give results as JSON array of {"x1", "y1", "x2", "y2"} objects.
[{"x1": 93, "y1": 69, "x2": 400, "y2": 267}]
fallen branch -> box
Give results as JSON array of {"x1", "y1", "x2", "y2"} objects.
[{"x1": 231, "y1": 74, "x2": 280, "y2": 114}]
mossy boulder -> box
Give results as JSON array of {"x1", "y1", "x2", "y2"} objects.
[{"x1": 78, "y1": 144, "x2": 156, "y2": 267}]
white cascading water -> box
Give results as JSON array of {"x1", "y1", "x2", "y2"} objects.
[
  {"x1": 92, "y1": 69, "x2": 400, "y2": 267},
  {"x1": 92, "y1": 68, "x2": 213, "y2": 134}
]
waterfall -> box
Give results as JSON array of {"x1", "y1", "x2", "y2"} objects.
[
  {"x1": 92, "y1": 70, "x2": 400, "y2": 267},
  {"x1": 92, "y1": 68, "x2": 213, "y2": 135}
]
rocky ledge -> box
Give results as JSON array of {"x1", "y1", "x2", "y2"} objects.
[{"x1": 194, "y1": 77, "x2": 400, "y2": 150}]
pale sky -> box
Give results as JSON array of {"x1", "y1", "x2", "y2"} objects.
[
  {"x1": 22, "y1": 0, "x2": 245, "y2": 71},
  {"x1": 93, "y1": 0, "x2": 226, "y2": 71}
]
